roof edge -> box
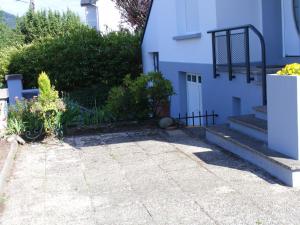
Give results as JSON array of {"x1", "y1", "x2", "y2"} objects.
[{"x1": 141, "y1": 0, "x2": 154, "y2": 46}]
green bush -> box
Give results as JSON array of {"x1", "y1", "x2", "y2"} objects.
[
  {"x1": 16, "y1": 9, "x2": 83, "y2": 43},
  {"x1": 0, "y1": 22, "x2": 24, "y2": 49},
  {"x1": 36, "y1": 72, "x2": 65, "y2": 135},
  {"x1": 0, "y1": 46, "x2": 21, "y2": 84},
  {"x1": 7, "y1": 72, "x2": 68, "y2": 139},
  {"x1": 7, "y1": 98, "x2": 44, "y2": 139},
  {"x1": 8, "y1": 28, "x2": 142, "y2": 95},
  {"x1": 105, "y1": 72, "x2": 174, "y2": 121}
]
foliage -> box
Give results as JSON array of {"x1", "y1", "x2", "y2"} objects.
[
  {"x1": 0, "y1": 23, "x2": 24, "y2": 49},
  {"x1": 0, "y1": 46, "x2": 21, "y2": 84},
  {"x1": 112, "y1": 0, "x2": 151, "y2": 31},
  {"x1": 105, "y1": 72, "x2": 174, "y2": 121},
  {"x1": 0, "y1": 10, "x2": 24, "y2": 49},
  {"x1": 277, "y1": 63, "x2": 300, "y2": 75},
  {"x1": 147, "y1": 72, "x2": 174, "y2": 117},
  {"x1": 7, "y1": 99, "x2": 43, "y2": 138},
  {"x1": 35, "y1": 72, "x2": 65, "y2": 135},
  {"x1": 60, "y1": 97, "x2": 81, "y2": 128},
  {"x1": 105, "y1": 74, "x2": 149, "y2": 120},
  {"x1": 7, "y1": 72, "x2": 68, "y2": 139},
  {"x1": 16, "y1": 9, "x2": 83, "y2": 43},
  {"x1": 8, "y1": 29, "x2": 142, "y2": 94}
]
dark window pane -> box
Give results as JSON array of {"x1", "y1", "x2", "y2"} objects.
[
  {"x1": 187, "y1": 75, "x2": 191, "y2": 81},
  {"x1": 192, "y1": 75, "x2": 197, "y2": 82},
  {"x1": 198, "y1": 76, "x2": 202, "y2": 83}
]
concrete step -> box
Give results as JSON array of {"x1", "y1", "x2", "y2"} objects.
[
  {"x1": 253, "y1": 105, "x2": 267, "y2": 120},
  {"x1": 228, "y1": 114, "x2": 267, "y2": 142},
  {"x1": 206, "y1": 125, "x2": 300, "y2": 187}
]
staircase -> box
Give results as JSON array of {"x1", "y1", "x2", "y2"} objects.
[{"x1": 206, "y1": 106, "x2": 300, "y2": 187}]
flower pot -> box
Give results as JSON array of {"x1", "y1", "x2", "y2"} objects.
[{"x1": 267, "y1": 74, "x2": 300, "y2": 160}]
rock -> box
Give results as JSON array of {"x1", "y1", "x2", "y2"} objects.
[
  {"x1": 159, "y1": 117, "x2": 174, "y2": 129},
  {"x1": 7, "y1": 134, "x2": 26, "y2": 145},
  {"x1": 16, "y1": 135, "x2": 26, "y2": 145}
]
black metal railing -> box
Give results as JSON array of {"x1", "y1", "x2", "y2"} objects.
[
  {"x1": 208, "y1": 24, "x2": 267, "y2": 105},
  {"x1": 177, "y1": 111, "x2": 218, "y2": 127}
]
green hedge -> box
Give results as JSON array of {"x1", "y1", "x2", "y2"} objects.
[
  {"x1": 8, "y1": 27, "x2": 142, "y2": 93},
  {"x1": 17, "y1": 9, "x2": 83, "y2": 43}
]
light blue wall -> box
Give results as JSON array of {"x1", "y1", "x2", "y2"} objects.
[
  {"x1": 160, "y1": 62, "x2": 262, "y2": 124},
  {"x1": 262, "y1": 0, "x2": 300, "y2": 65},
  {"x1": 261, "y1": 0, "x2": 283, "y2": 65}
]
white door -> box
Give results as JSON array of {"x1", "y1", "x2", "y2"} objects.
[
  {"x1": 282, "y1": 0, "x2": 300, "y2": 56},
  {"x1": 186, "y1": 73, "x2": 203, "y2": 126}
]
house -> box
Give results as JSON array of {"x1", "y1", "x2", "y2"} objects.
[
  {"x1": 80, "y1": 0, "x2": 123, "y2": 32},
  {"x1": 81, "y1": 0, "x2": 100, "y2": 30},
  {"x1": 142, "y1": 0, "x2": 300, "y2": 187}
]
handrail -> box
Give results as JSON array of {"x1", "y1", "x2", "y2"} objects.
[{"x1": 207, "y1": 24, "x2": 267, "y2": 106}]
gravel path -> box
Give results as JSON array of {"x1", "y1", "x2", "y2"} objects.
[{"x1": 1, "y1": 129, "x2": 300, "y2": 225}]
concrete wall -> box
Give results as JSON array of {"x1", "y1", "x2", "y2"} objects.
[{"x1": 268, "y1": 75, "x2": 300, "y2": 160}]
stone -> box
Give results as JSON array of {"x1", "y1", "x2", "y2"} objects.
[{"x1": 159, "y1": 117, "x2": 174, "y2": 129}]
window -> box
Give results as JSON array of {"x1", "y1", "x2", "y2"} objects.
[
  {"x1": 152, "y1": 52, "x2": 159, "y2": 72},
  {"x1": 186, "y1": 73, "x2": 202, "y2": 84},
  {"x1": 176, "y1": 0, "x2": 200, "y2": 34}
]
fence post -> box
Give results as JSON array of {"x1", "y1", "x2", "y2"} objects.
[
  {"x1": 199, "y1": 111, "x2": 201, "y2": 126},
  {"x1": 192, "y1": 112, "x2": 195, "y2": 127},
  {"x1": 185, "y1": 112, "x2": 188, "y2": 126}
]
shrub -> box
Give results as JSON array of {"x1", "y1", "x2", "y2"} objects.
[
  {"x1": 105, "y1": 75, "x2": 149, "y2": 121},
  {"x1": 8, "y1": 29, "x2": 142, "y2": 95},
  {"x1": 0, "y1": 22, "x2": 24, "y2": 49},
  {"x1": 105, "y1": 72, "x2": 174, "y2": 121},
  {"x1": 277, "y1": 63, "x2": 300, "y2": 75},
  {"x1": 0, "y1": 46, "x2": 21, "y2": 83},
  {"x1": 7, "y1": 72, "x2": 68, "y2": 139},
  {"x1": 7, "y1": 98, "x2": 43, "y2": 139},
  {"x1": 16, "y1": 9, "x2": 83, "y2": 43},
  {"x1": 36, "y1": 72, "x2": 65, "y2": 135},
  {"x1": 147, "y1": 72, "x2": 174, "y2": 117}
]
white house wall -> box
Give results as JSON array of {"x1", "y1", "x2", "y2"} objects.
[
  {"x1": 216, "y1": 0, "x2": 262, "y2": 30},
  {"x1": 141, "y1": 0, "x2": 279, "y2": 123},
  {"x1": 142, "y1": 0, "x2": 218, "y2": 68}
]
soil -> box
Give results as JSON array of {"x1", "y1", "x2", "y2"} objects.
[{"x1": 65, "y1": 119, "x2": 160, "y2": 136}]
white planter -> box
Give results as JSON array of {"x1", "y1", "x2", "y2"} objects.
[{"x1": 267, "y1": 74, "x2": 300, "y2": 160}]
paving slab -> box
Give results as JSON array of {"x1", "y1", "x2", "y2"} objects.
[{"x1": 1, "y1": 129, "x2": 300, "y2": 224}]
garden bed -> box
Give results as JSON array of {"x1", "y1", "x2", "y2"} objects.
[{"x1": 65, "y1": 119, "x2": 160, "y2": 136}]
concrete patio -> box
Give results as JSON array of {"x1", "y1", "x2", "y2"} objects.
[{"x1": 1, "y1": 129, "x2": 300, "y2": 225}]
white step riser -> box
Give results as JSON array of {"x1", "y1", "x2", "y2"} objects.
[
  {"x1": 254, "y1": 111, "x2": 267, "y2": 121},
  {"x1": 206, "y1": 131, "x2": 300, "y2": 187},
  {"x1": 229, "y1": 121, "x2": 267, "y2": 142}
]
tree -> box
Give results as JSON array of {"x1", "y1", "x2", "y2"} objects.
[
  {"x1": 16, "y1": 9, "x2": 84, "y2": 43},
  {"x1": 0, "y1": 10, "x2": 24, "y2": 49},
  {"x1": 112, "y1": 0, "x2": 151, "y2": 31}
]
